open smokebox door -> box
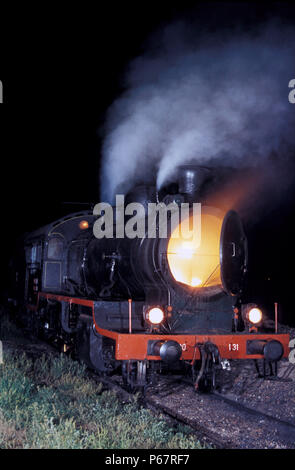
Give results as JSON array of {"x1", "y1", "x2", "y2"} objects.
[
  {"x1": 220, "y1": 210, "x2": 248, "y2": 296},
  {"x1": 166, "y1": 206, "x2": 247, "y2": 297}
]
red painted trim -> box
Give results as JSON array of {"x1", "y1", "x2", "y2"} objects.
[
  {"x1": 38, "y1": 292, "x2": 94, "y2": 308},
  {"x1": 110, "y1": 332, "x2": 290, "y2": 361},
  {"x1": 36, "y1": 292, "x2": 118, "y2": 340},
  {"x1": 26, "y1": 304, "x2": 38, "y2": 312},
  {"x1": 32, "y1": 292, "x2": 290, "y2": 362}
]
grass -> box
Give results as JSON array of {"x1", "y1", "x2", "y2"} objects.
[
  {"x1": 0, "y1": 306, "x2": 29, "y2": 343},
  {"x1": 0, "y1": 308, "x2": 207, "y2": 449}
]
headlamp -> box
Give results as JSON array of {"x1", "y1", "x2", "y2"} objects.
[{"x1": 146, "y1": 307, "x2": 165, "y2": 325}]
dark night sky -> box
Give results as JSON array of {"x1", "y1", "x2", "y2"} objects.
[{"x1": 0, "y1": 1, "x2": 295, "y2": 324}]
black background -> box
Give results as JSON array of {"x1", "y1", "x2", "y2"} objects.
[{"x1": 0, "y1": 1, "x2": 295, "y2": 325}]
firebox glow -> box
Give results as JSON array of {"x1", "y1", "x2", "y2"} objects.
[
  {"x1": 191, "y1": 277, "x2": 202, "y2": 287},
  {"x1": 167, "y1": 210, "x2": 223, "y2": 288},
  {"x1": 177, "y1": 242, "x2": 195, "y2": 259}
]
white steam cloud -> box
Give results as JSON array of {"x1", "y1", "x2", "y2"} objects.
[{"x1": 101, "y1": 20, "x2": 295, "y2": 203}]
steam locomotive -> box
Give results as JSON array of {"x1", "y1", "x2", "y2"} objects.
[{"x1": 8, "y1": 166, "x2": 289, "y2": 391}]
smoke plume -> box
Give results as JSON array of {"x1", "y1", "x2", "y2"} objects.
[{"x1": 101, "y1": 19, "x2": 295, "y2": 206}]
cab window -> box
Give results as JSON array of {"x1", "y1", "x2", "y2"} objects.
[{"x1": 47, "y1": 238, "x2": 63, "y2": 260}]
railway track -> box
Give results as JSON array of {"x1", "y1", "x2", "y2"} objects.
[
  {"x1": 3, "y1": 337, "x2": 295, "y2": 449},
  {"x1": 149, "y1": 377, "x2": 295, "y2": 449},
  {"x1": 93, "y1": 372, "x2": 295, "y2": 449}
]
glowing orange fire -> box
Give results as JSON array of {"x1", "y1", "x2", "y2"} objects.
[{"x1": 167, "y1": 209, "x2": 223, "y2": 288}]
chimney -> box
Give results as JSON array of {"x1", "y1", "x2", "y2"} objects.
[{"x1": 178, "y1": 165, "x2": 211, "y2": 202}]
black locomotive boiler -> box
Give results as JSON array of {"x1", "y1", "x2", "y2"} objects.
[{"x1": 8, "y1": 166, "x2": 290, "y2": 391}]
